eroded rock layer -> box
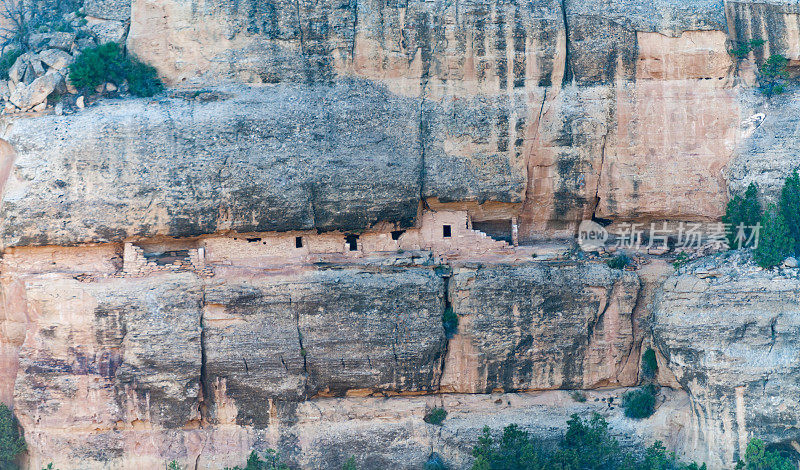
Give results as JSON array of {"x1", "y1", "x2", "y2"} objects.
[{"x1": 4, "y1": 0, "x2": 800, "y2": 468}]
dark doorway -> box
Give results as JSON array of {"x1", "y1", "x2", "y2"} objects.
[
  {"x1": 346, "y1": 234, "x2": 359, "y2": 251},
  {"x1": 295, "y1": 236, "x2": 303, "y2": 248},
  {"x1": 391, "y1": 230, "x2": 405, "y2": 240}
]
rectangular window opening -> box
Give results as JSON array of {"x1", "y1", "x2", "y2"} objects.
[
  {"x1": 295, "y1": 236, "x2": 303, "y2": 248},
  {"x1": 346, "y1": 234, "x2": 359, "y2": 251},
  {"x1": 443, "y1": 225, "x2": 452, "y2": 238}
]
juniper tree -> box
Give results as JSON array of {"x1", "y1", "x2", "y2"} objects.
[
  {"x1": 779, "y1": 170, "x2": 800, "y2": 255},
  {"x1": 722, "y1": 183, "x2": 761, "y2": 248},
  {"x1": 754, "y1": 204, "x2": 793, "y2": 268}
]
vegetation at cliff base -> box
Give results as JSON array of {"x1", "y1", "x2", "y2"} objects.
[
  {"x1": 621, "y1": 385, "x2": 657, "y2": 419},
  {"x1": 68, "y1": 42, "x2": 163, "y2": 97},
  {"x1": 471, "y1": 414, "x2": 706, "y2": 470},
  {"x1": 224, "y1": 450, "x2": 289, "y2": 470},
  {"x1": 754, "y1": 203, "x2": 793, "y2": 269},
  {"x1": 722, "y1": 182, "x2": 762, "y2": 248},
  {"x1": 735, "y1": 438, "x2": 794, "y2": 470},
  {"x1": 722, "y1": 175, "x2": 800, "y2": 269},
  {"x1": 0, "y1": 404, "x2": 25, "y2": 470},
  {"x1": 424, "y1": 407, "x2": 448, "y2": 426}
]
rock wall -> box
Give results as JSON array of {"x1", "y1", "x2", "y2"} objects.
[
  {"x1": 1, "y1": 241, "x2": 650, "y2": 468},
  {"x1": 654, "y1": 253, "x2": 800, "y2": 468},
  {"x1": 3, "y1": 0, "x2": 800, "y2": 468}
]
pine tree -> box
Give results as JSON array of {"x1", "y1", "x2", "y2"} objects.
[
  {"x1": 754, "y1": 204, "x2": 793, "y2": 269},
  {"x1": 722, "y1": 183, "x2": 762, "y2": 248},
  {"x1": 779, "y1": 170, "x2": 800, "y2": 255}
]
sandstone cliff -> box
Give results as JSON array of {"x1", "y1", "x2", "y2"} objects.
[{"x1": 1, "y1": 0, "x2": 800, "y2": 468}]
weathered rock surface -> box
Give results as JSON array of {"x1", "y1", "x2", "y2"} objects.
[
  {"x1": 85, "y1": 0, "x2": 132, "y2": 21},
  {"x1": 654, "y1": 253, "x2": 800, "y2": 467},
  {"x1": 0, "y1": 82, "x2": 422, "y2": 246},
  {"x1": 442, "y1": 263, "x2": 640, "y2": 393},
  {"x1": 203, "y1": 267, "x2": 447, "y2": 426},
  {"x1": 2, "y1": 248, "x2": 664, "y2": 468}
]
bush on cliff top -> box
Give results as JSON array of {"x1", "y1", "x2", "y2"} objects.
[
  {"x1": 68, "y1": 42, "x2": 163, "y2": 97},
  {"x1": 471, "y1": 414, "x2": 706, "y2": 470},
  {"x1": 0, "y1": 404, "x2": 25, "y2": 469}
]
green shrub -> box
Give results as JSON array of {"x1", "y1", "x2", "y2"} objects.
[
  {"x1": 68, "y1": 42, "x2": 163, "y2": 97},
  {"x1": 570, "y1": 390, "x2": 587, "y2": 403},
  {"x1": 735, "y1": 438, "x2": 794, "y2": 470},
  {"x1": 606, "y1": 254, "x2": 631, "y2": 270},
  {"x1": 754, "y1": 203, "x2": 793, "y2": 269},
  {"x1": 442, "y1": 306, "x2": 458, "y2": 338},
  {"x1": 729, "y1": 38, "x2": 765, "y2": 58},
  {"x1": 780, "y1": 170, "x2": 800, "y2": 255},
  {"x1": 0, "y1": 49, "x2": 21, "y2": 80},
  {"x1": 758, "y1": 54, "x2": 789, "y2": 97},
  {"x1": 224, "y1": 450, "x2": 288, "y2": 470},
  {"x1": 125, "y1": 58, "x2": 164, "y2": 97},
  {"x1": 672, "y1": 252, "x2": 690, "y2": 269},
  {"x1": 622, "y1": 385, "x2": 656, "y2": 419},
  {"x1": 342, "y1": 456, "x2": 358, "y2": 470},
  {"x1": 424, "y1": 407, "x2": 447, "y2": 426},
  {"x1": 471, "y1": 414, "x2": 705, "y2": 470},
  {"x1": 641, "y1": 348, "x2": 658, "y2": 379},
  {"x1": 424, "y1": 453, "x2": 447, "y2": 470},
  {"x1": 167, "y1": 461, "x2": 181, "y2": 470},
  {"x1": 722, "y1": 183, "x2": 762, "y2": 249},
  {"x1": 0, "y1": 404, "x2": 25, "y2": 469}
]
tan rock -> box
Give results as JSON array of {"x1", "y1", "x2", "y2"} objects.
[
  {"x1": 8, "y1": 71, "x2": 63, "y2": 111},
  {"x1": 37, "y1": 49, "x2": 74, "y2": 70}
]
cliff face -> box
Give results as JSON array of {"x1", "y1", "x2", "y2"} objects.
[
  {"x1": 2, "y1": 0, "x2": 800, "y2": 469},
  {"x1": 654, "y1": 253, "x2": 800, "y2": 468}
]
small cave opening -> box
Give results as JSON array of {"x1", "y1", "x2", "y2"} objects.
[
  {"x1": 472, "y1": 219, "x2": 513, "y2": 243},
  {"x1": 345, "y1": 234, "x2": 359, "y2": 251},
  {"x1": 246, "y1": 237, "x2": 262, "y2": 243},
  {"x1": 391, "y1": 230, "x2": 405, "y2": 241}
]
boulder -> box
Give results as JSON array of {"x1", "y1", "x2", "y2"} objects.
[
  {"x1": 28, "y1": 32, "x2": 76, "y2": 51},
  {"x1": 89, "y1": 19, "x2": 127, "y2": 45},
  {"x1": 8, "y1": 71, "x2": 63, "y2": 111},
  {"x1": 7, "y1": 53, "x2": 28, "y2": 83},
  {"x1": 38, "y1": 49, "x2": 74, "y2": 70}
]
